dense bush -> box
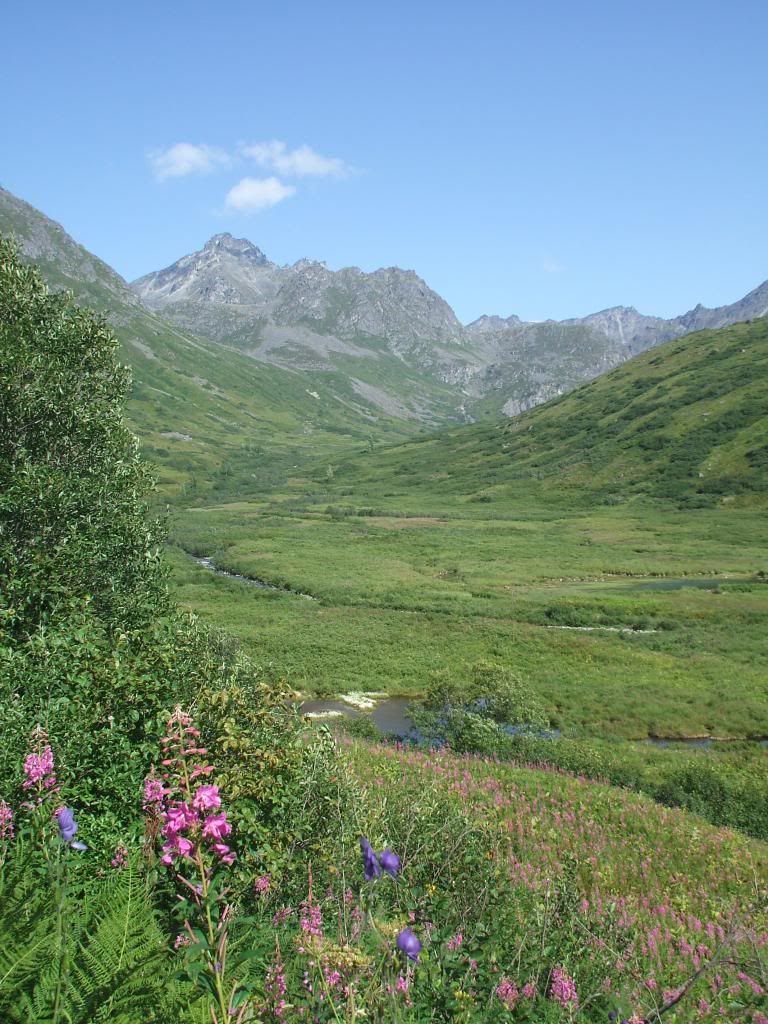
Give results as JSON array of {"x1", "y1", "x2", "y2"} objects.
[{"x1": 411, "y1": 661, "x2": 550, "y2": 755}]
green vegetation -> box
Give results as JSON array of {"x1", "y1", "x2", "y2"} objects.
[
  {"x1": 292, "y1": 316, "x2": 768, "y2": 508},
  {"x1": 167, "y1": 500, "x2": 768, "y2": 740},
  {"x1": 1, "y1": 239, "x2": 767, "y2": 1022}
]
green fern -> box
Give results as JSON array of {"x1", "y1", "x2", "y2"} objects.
[{"x1": 0, "y1": 851, "x2": 197, "y2": 1024}]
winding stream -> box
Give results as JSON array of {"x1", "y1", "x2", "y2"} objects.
[{"x1": 193, "y1": 556, "x2": 317, "y2": 599}]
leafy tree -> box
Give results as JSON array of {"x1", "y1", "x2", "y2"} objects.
[{"x1": 0, "y1": 237, "x2": 166, "y2": 637}]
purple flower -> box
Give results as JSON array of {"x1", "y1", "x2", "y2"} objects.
[
  {"x1": 396, "y1": 927, "x2": 422, "y2": 962},
  {"x1": 56, "y1": 807, "x2": 87, "y2": 851},
  {"x1": 359, "y1": 835, "x2": 381, "y2": 880},
  {"x1": 380, "y1": 848, "x2": 401, "y2": 877}
]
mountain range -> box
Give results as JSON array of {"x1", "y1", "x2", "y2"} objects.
[
  {"x1": 2, "y1": 183, "x2": 767, "y2": 499},
  {"x1": 134, "y1": 230, "x2": 768, "y2": 417}
]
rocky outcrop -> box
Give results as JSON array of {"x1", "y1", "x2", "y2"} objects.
[{"x1": 133, "y1": 232, "x2": 767, "y2": 422}]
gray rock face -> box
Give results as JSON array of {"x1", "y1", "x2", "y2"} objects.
[
  {"x1": 131, "y1": 232, "x2": 767, "y2": 420},
  {"x1": 134, "y1": 236, "x2": 466, "y2": 358}
]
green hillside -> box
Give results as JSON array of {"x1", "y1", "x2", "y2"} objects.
[
  {"x1": 0, "y1": 188, "x2": 424, "y2": 499},
  {"x1": 313, "y1": 317, "x2": 768, "y2": 509}
]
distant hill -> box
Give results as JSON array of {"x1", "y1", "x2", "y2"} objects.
[
  {"x1": 0, "y1": 188, "x2": 424, "y2": 498},
  {"x1": 316, "y1": 318, "x2": 768, "y2": 507}
]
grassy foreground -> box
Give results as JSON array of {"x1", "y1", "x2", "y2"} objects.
[{"x1": 334, "y1": 738, "x2": 768, "y2": 1021}]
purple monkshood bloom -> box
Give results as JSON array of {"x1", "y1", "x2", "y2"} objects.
[
  {"x1": 396, "y1": 927, "x2": 422, "y2": 962},
  {"x1": 359, "y1": 835, "x2": 381, "y2": 880},
  {"x1": 379, "y1": 848, "x2": 401, "y2": 877},
  {"x1": 57, "y1": 807, "x2": 87, "y2": 851}
]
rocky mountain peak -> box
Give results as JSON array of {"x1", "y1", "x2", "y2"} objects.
[{"x1": 202, "y1": 233, "x2": 269, "y2": 265}]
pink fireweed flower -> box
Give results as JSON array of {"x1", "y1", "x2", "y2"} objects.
[
  {"x1": 162, "y1": 803, "x2": 198, "y2": 837},
  {"x1": 323, "y1": 967, "x2": 342, "y2": 989},
  {"x1": 142, "y1": 775, "x2": 165, "y2": 809},
  {"x1": 161, "y1": 834, "x2": 194, "y2": 864},
  {"x1": 110, "y1": 843, "x2": 128, "y2": 869},
  {"x1": 550, "y1": 966, "x2": 579, "y2": 1009},
  {"x1": 192, "y1": 784, "x2": 221, "y2": 812},
  {"x1": 211, "y1": 842, "x2": 235, "y2": 865},
  {"x1": 201, "y1": 812, "x2": 232, "y2": 841},
  {"x1": 23, "y1": 745, "x2": 56, "y2": 791},
  {"x1": 300, "y1": 896, "x2": 323, "y2": 937},
  {"x1": 495, "y1": 978, "x2": 519, "y2": 1010},
  {"x1": 0, "y1": 800, "x2": 13, "y2": 841}
]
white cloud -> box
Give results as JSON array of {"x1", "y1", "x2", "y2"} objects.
[
  {"x1": 541, "y1": 258, "x2": 566, "y2": 274},
  {"x1": 242, "y1": 141, "x2": 349, "y2": 178},
  {"x1": 224, "y1": 176, "x2": 296, "y2": 213},
  {"x1": 149, "y1": 143, "x2": 231, "y2": 181}
]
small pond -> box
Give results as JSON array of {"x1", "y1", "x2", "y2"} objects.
[{"x1": 300, "y1": 697, "x2": 768, "y2": 748}]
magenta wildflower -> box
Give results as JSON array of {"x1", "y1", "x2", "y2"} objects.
[
  {"x1": 201, "y1": 811, "x2": 232, "y2": 841},
  {"x1": 110, "y1": 843, "x2": 128, "y2": 869},
  {"x1": 192, "y1": 783, "x2": 221, "y2": 812},
  {"x1": 272, "y1": 906, "x2": 294, "y2": 926},
  {"x1": 161, "y1": 834, "x2": 194, "y2": 864},
  {"x1": 162, "y1": 803, "x2": 197, "y2": 837},
  {"x1": 0, "y1": 800, "x2": 13, "y2": 841},
  {"x1": 446, "y1": 932, "x2": 463, "y2": 951},
  {"x1": 255, "y1": 874, "x2": 271, "y2": 894},
  {"x1": 495, "y1": 977, "x2": 519, "y2": 1010},
  {"x1": 550, "y1": 966, "x2": 578, "y2": 1010},
  {"x1": 300, "y1": 895, "x2": 323, "y2": 937},
  {"x1": 142, "y1": 774, "x2": 165, "y2": 809},
  {"x1": 23, "y1": 745, "x2": 56, "y2": 790},
  {"x1": 211, "y1": 842, "x2": 235, "y2": 865}
]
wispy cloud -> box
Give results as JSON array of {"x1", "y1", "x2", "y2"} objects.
[
  {"x1": 241, "y1": 141, "x2": 350, "y2": 178},
  {"x1": 224, "y1": 176, "x2": 296, "y2": 213},
  {"x1": 541, "y1": 257, "x2": 566, "y2": 274},
  {"x1": 149, "y1": 143, "x2": 231, "y2": 181}
]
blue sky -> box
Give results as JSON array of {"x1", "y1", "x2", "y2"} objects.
[{"x1": 2, "y1": 0, "x2": 767, "y2": 323}]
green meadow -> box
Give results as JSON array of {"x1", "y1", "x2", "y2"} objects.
[{"x1": 168, "y1": 498, "x2": 768, "y2": 740}]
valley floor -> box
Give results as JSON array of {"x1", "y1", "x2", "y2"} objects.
[{"x1": 167, "y1": 499, "x2": 768, "y2": 741}]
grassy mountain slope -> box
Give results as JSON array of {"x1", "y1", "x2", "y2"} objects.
[
  {"x1": 0, "y1": 187, "x2": 424, "y2": 498},
  {"x1": 311, "y1": 317, "x2": 768, "y2": 508}
]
